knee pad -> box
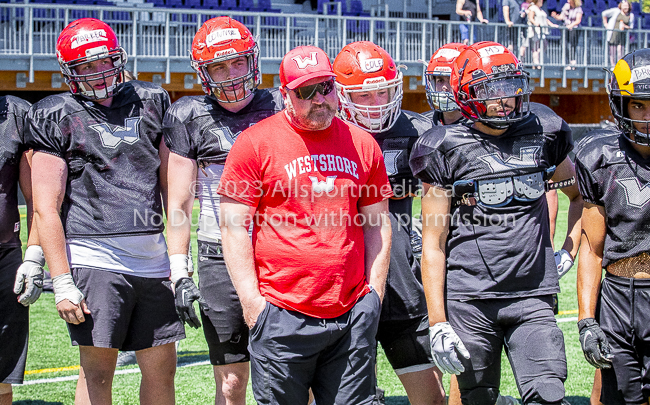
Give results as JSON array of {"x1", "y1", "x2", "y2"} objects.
[
  {"x1": 463, "y1": 387, "x2": 500, "y2": 405},
  {"x1": 524, "y1": 377, "x2": 565, "y2": 404}
]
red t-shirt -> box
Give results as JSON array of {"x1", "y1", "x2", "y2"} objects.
[{"x1": 217, "y1": 112, "x2": 392, "y2": 318}]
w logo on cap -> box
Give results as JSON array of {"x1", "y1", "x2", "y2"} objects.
[{"x1": 292, "y1": 52, "x2": 319, "y2": 69}]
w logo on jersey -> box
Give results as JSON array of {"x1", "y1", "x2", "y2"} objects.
[
  {"x1": 309, "y1": 175, "x2": 336, "y2": 193},
  {"x1": 292, "y1": 52, "x2": 319, "y2": 69},
  {"x1": 90, "y1": 117, "x2": 142, "y2": 148},
  {"x1": 616, "y1": 178, "x2": 650, "y2": 208},
  {"x1": 383, "y1": 150, "x2": 402, "y2": 176},
  {"x1": 479, "y1": 146, "x2": 540, "y2": 173},
  {"x1": 210, "y1": 127, "x2": 241, "y2": 151}
]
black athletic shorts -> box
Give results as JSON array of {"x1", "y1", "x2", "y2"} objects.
[
  {"x1": 599, "y1": 274, "x2": 650, "y2": 404},
  {"x1": 68, "y1": 267, "x2": 185, "y2": 351},
  {"x1": 376, "y1": 315, "x2": 434, "y2": 374},
  {"x1": 197, "y1": 240, "x2": 249, "y2": 365},
  {"x1": 0, "y1": 247, "x2": 28, "y2": 384},
  {"x1": 249, "y1": 289, "x2": 381, "y2": 405}
]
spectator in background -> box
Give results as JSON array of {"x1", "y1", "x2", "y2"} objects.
[
  {"x1": 503, "y1": 0, "x2": 524, "y2": 53},
  {"x1": 552, "y1": 0, "x2": 583, "y2": 69},
  {"x1": 603, "y1": 0, "x2": 634, "y2": 67},
  {"x1": 528, "y1": 0, "x2": 559, "y2": 69},
  {"x1": 456, "y1": 0, "x2": 489, "y2": 45},
  {"x1": 518, "y1": 0, "x2": 534, "y2": 60}
]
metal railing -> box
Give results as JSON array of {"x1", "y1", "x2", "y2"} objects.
[{"x1": 0, "y1": 2, "x2": 644, "y2": 86}]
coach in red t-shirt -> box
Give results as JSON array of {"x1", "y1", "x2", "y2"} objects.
[{"x1": 217, "y1": 45, "x2": 393, "y2": 405}]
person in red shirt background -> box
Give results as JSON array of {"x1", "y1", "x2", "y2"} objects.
[{"x1": 217, "y1": 45, "x2": 392, "y2": 405}]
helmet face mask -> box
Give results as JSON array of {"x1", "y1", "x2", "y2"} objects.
[
  {"x1": 425, "y1": 43, "x2": 467, "y2": 112},
  {"x1": 56, "y1": 18, "x2": 127, "y2": 100},
  {"x1": 463, "y1": 74, "x2": 530, "y2": 128},
  {"x1": 452, "y1": 42, "x2": 531, "y2": 129},
  {"x1": 333, "y1": 41, "x2": 403, "y2": 133},
  {"x1": 336, "y1": 74, "x2": 403, "y2": 132},
  {"x1": 608, "y1": 50, "x2": 650, "y2": 145},
  {"x1": 191, "y1": 17, "x2": 260, "y2": 103},
  {"x1": 425, "y1": 74, "x2": 457, "y2": 112}
]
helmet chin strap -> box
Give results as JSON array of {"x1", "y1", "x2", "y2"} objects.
[
  {"x1": 432, "y1": 92, "x2": 458, "y2": 112},
  {"x1": 356, "y1": 112, "x2": 389, "y2": 131},
  {"x1": 481, "y1": 117, "x2": 512, "y2": 130},
  {"x1": 81, "y1": 82, "x2": 117, "y2": 100}
]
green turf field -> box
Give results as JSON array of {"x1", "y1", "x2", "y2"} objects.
[{"x1": 13, "y1": 194, "x2": 594, "y2": 404}]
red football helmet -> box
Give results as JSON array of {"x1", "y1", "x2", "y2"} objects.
[
  {"x1": 333, "y1": 41, "x2": 402, "y2": 133},
  {"x1": 425, "y1": 43, "x2": 467, "y2": 112},
  {"x1": 191, "y1": 17, "x2": 260, "y2": 103},
  {"x1": 56, "y1": 18, "x2": 127, "y2": 100},
  {"x1": 451, "y1": 41, "x2": 531, "y2": 128}
]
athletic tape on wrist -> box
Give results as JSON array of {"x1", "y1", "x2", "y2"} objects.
[
  {"x1": 170, "y1": 254, "x2": 189, "y2": 284},
  {"x1": 24, "y1": 245, "x2": 45, "y2": 266},
  {"x1": 52, "y1": 273, "x2": 84, "y2": 305}
]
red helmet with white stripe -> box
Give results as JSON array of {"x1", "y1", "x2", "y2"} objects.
[
  {"x1": 333, "y1": 41, "x2": 403, "y2": 133},
  {"x1": 451, "y1": 41, "x2": 531, "y2": 128},
  {"x1": 56, "y1": 18, "x2": 127, "y2": 100},
  {"x1": 191, "y1": 17, "x2": 260, "y2": 102},
  {"x1": 425, "y1": 43, "x2": 467, "y2": 112}
]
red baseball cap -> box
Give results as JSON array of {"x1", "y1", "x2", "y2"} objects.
[{"x1": 279, "y1": 46, "x2": 335, "y2": 90}]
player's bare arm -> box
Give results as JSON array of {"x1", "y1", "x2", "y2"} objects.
[
  {"x1": 219, "y1": 196, "x2": 264, "y2": 328},
  {"x1": 13, "y1": 149, "x2": 46, "y2": 306},
  {"x1": 159, "y1": 139, "x2": 171, "y2": 218},
  {"x1": 32, "y1": 151, "x2": 89, "y2": 324},
  {"x1": 165, "y1": 152, "x2": 196, "y2": 257},
  {"x1": 420, "y1": 183, "x2": 451, "y2": 325},
  {"x1": 18, "y1": 150, "x2": 37, "y2": 244},
  {"x1": 577, "y1": 203, "x2": 606, "y2": 321},
  {"x1": 359, "y1": 199, "x2": 391, "y2": 301},
  {"x1": 552, "y1": 156, "x2": 583, "y2": 260},
  {"x1": 576, "y1": 202, "x2": 613, "y2": 369}
]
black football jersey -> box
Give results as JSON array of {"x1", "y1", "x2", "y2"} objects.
[
  {"x1": 163, "y1": 89, "x2": 284, "y2": 241},
  {"x1": 0, "y1": 96, "x2": 31, "y2": 247},
  {"x1": 422, "y1": 109, "x2": 442, "y2": 126},
  {"x1": 410, "y1": 102, "x2": 573, "y2": 300},
  {"x1": 163, "y1": 89, "x2": 284, "y2": 167},
  {"x1": 26, "y1": 81, "x2": 169, "y2": 238},
  {"x1": 421, "y1": 109, "x2": 465, "y2": 127},
  {"x1": 575, "y1": 129, "x2": 650, "y2": 268},
  {"x1": 374, "y1": 110, "x2": 432, "y2": 321}
]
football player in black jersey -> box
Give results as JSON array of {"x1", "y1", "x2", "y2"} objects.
[
  {"x1": 0, "y1": 96, "x2": 44, "y2": 405},
  {"x1": 410, "y1": 41, "x2": 583, "y2": 405},
  {"x1": 576, "y1": 48, "x2": 650, "y2": 405},
  {"x1": 164, "y1": 17, "x2": 284, "y2": 405},
  {"x1": 423, "y1": 43, "x2": 468, "y2": 126},
  {"x1": 28, "y1": 18, "x2": 183, "y2": 404},
  {"x1": 333, "y1": 41, "x2": 445, "y2": 405}
]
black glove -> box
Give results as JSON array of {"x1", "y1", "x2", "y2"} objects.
[
  {"x1": 174, "y1": 277, "x2": 207, "y2": 329},
  {"x1": 578, "y1": 318, "x2": 613, "y2": 369}
]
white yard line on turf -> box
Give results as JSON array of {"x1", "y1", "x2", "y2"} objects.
[
  {"x1": 22, "y1": 360, "x2": 211, "y2": 386},
  {"x1": 557, "y1": 316, "x2": 578, "y2": 323}
]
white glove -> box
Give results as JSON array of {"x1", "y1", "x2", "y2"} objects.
[
  {"x1": 555, "y1": 249, "x2": 574, "y2": 279},
  {"x1": 52, "y1": 273, "x2": 84, "y2": 305},
  {"x1": 429, "y1": 322, "x2": 471, "y2": 375},
  {"x1": 170, "y1": 253, "x2": 189, "y2": 284},
  {"x1": 13, "y1": 245, "x2": 45, "y2": 306}
]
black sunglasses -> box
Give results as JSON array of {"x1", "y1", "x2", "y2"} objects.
[{"x1": 293, "y1": 79, "x2": 335, "y2": 100}]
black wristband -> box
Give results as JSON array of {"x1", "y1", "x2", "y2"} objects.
[{"x1": 577, "y1": 317, "x2": 598, "y2": 332}]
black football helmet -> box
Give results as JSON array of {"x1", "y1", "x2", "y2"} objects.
[{"x1": 609, "y1": 48, "x2": 650, "y2": 145}]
